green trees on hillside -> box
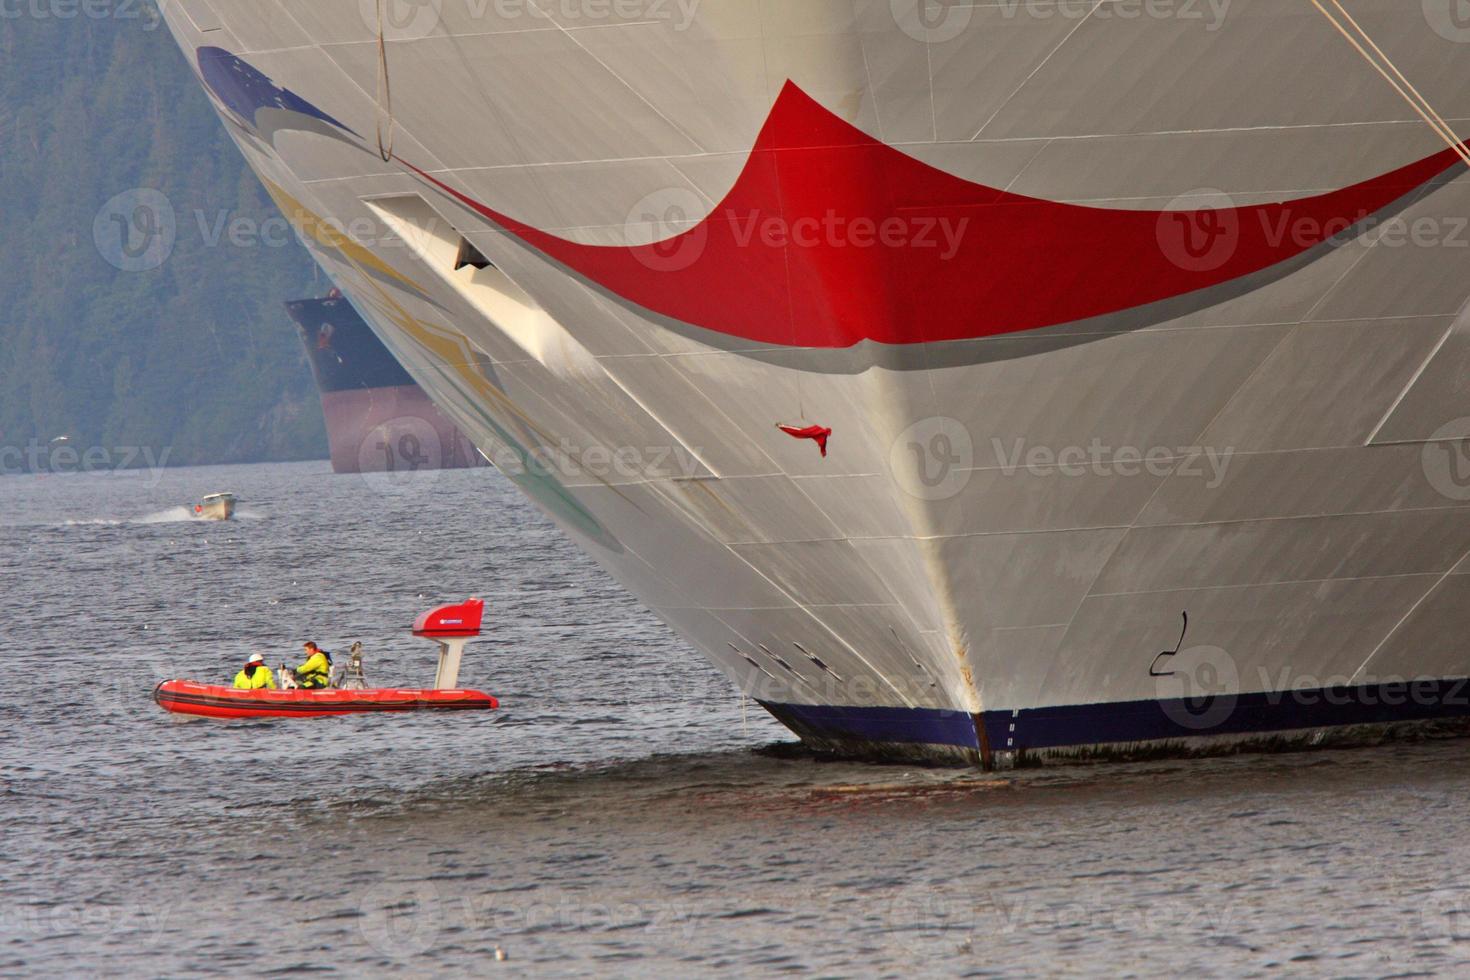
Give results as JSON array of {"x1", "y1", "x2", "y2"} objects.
[{"x1": 0, "y1": 6, "x2": 326, "y2": 469}]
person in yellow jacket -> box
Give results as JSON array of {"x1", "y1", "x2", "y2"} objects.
[
  {"x1": 233, "y1": 653, "x2": 276, "y2": 690},
  {"x1": 293, "y1": 641, "x2": 333, "y2": 689}
]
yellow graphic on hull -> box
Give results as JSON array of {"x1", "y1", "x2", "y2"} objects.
[{"x1": 263, "y1": 178, "x2": 621, "y2": 548}]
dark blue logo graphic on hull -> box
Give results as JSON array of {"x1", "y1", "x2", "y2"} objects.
[{"x1": 197, "y1": 46, "x2": 359, "y2": 143}]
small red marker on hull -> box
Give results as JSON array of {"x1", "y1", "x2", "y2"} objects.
[{"x1": 777, "y1": 423, "x2": 832, "y2": 457}]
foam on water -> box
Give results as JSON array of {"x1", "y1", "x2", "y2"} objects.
[
  {"x1": 136, "y1": 505, "x2": 199, "y2": 524},
  {"x1": 54, "y1": 506, "x2": 199, "y2": 527},
  {"x1": 51, "y1": 505, "x2": 264, "y2": 528}
]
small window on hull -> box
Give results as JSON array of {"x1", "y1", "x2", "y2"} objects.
[{"x1": 454, "y1": 237, "x2": 493, "y2": 272}]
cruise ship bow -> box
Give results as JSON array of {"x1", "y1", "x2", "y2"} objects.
[{"x1": 158, "y1": 0, "x2": 1470, "y2": 765}]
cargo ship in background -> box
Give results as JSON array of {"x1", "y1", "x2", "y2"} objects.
[
  {"x1": 287, "y1": 291, "x2": 483, "y2": 474},
  {"x1": 160, "y1": 1, "x2": 1470, "y2": 766}
]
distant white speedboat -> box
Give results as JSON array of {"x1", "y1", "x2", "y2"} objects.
[{"x1": 194, "y1": 493, "x2": 236, "y2": 521}]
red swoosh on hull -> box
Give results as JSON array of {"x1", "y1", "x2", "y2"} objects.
[{"x1": 408, "y1": 82, "x2": 1464, "y2": 349}]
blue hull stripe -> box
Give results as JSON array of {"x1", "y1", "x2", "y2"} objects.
[
  {"x1": 762, "y1": 678, "x2": 1470, "y2": 756},
  {"x1": 758, "y1": 702, "x2": 979, "y2": 750}
]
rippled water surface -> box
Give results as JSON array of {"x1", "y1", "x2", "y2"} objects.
[{"x1": 5, "y1": 462, "x2": 1470, "y2": 977}]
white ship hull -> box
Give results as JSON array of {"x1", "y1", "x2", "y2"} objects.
[{"x1": 158, "y1": 0, "x2": 1470, "y2": 764}]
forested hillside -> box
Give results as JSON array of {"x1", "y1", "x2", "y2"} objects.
[{"x1": 0, "y1": 4, "x2": 327, "y2": 469}]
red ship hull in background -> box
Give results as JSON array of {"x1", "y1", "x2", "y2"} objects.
[{"x1": 287, "y1": 292, "x2": 486, "y2": 475}]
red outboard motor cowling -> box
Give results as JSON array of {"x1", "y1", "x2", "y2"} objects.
[{"x1": 413, "y1": 598, "x2": 484, "y2": 638}]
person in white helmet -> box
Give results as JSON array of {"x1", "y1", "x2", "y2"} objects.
[{"x1": 233, "y1": 653, "x2": 276, "y2": 690}]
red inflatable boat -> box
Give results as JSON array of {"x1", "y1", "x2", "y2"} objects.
[
  {"x1": 154, "y1": 599, "x2": 499, "y2": 720},
  {"x1": 153, "y1": 681, "x2": 498, "y2": 718}
]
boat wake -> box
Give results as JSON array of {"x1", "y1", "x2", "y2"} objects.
[
  {"x1": 138, "y1": 506, "x2": 200, "y2": 524},
  {"x1": 58, "y1": 506, "x2": 201, "y2": 527}
]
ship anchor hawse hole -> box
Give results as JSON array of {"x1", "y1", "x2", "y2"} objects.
[{"x1": 1149, "y1": 612, "x2": 1190, "y2": 678}]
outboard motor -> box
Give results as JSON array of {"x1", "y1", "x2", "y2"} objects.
[
  {"x1": 333, "y1": 641, "x2": 368, "y2": 690},
  {"x1": 413, "y1": 599, "x2": 485, "y2": 689}
]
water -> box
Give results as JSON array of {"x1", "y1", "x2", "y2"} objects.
[{"x1": 4, "y1": 461, "x2": 1470, "y2": 977}]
